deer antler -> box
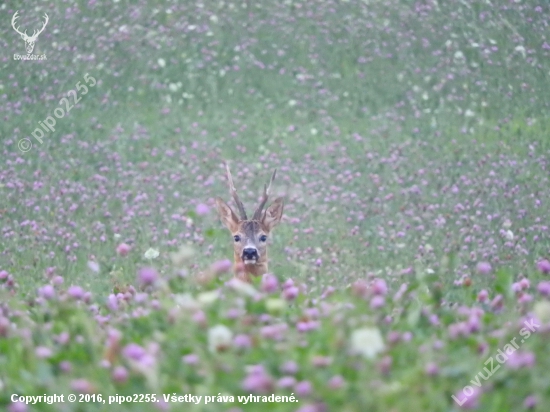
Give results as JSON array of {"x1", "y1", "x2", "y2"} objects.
[
  {"x1": 11, "y1": 11, "x2": 27, "y2": 37},
  {"x1": 225, "y1": 162, "x2": 248, "y2": 220},
  {"x1": 11, "y1": 11, "x2": 48, "y2": 40},
  {"x1": 31, "y1": 13, "x2": 49, "y2": 39},
  {"x1": 253, "y1": 169, "x2": 277, "y2": 220}
]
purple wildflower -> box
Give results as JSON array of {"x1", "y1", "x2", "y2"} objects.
[
  {"x1": 537, "y1": 259, "x2": 550, "y2": 274},
  {"x1": 138, "y1": 267, "x2": 158, "y2": 286}
]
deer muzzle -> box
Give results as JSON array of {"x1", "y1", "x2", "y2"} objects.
[{"x1": 242, "y1": 247, "x2": 259, "y2": 264}]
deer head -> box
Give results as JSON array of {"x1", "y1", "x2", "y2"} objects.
[
  {"x1": 215, "y1": 162, "x2": 284, "y2": 282},
  {"x1": 12, "y1": 11, "x2": 49, "y2": 54}
]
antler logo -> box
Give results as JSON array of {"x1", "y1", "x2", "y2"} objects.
[{"x1": 12, "y1": 11, "x2": 49, "y2": 54}]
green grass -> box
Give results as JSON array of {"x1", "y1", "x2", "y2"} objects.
[{"x1": 2, "y1": 0, "x2": 550, "y2": 411}]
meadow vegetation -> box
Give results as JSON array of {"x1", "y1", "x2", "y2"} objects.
[{"x1": 1, "y1": 0, "x2": 549, "y2": 411}]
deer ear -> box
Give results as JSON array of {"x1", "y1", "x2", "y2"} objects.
[
  {"x1": 262, "y1": 197, "x2": 284, "y2": 231},
  {"x1": 215, "y1": 197, "x2": 240, "y2": 232}
]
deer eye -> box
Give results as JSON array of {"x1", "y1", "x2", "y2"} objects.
[
  {"x1": 259, "y1": 235, "x2": 267, "y2": 242},
  {"x1": 233, "y1": 235, "x2": 241, "y2": 242}
]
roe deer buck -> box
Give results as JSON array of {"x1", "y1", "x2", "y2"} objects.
[{"x1": 215, "y1": 162, "x2": 284, "y2": 283}]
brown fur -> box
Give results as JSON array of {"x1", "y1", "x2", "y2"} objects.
[{"x1": 215, "y1": 167, "x2": 284, "y2": 283}]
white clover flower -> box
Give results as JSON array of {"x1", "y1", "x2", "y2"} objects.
[
  {"x1": 197, "y1": 290, "x2": 219, "y2": 307},
  {"x1": 350, "y1": 327, "x2": 385, "y2": 359},
  {"x1": 174, "y1": 293, "x2": 200, "y2": 311},
  {"x1": 144, "y1": 248, "x2": 160, "y2": 260},
  {"x1": 454, "y1": 50, "x2": 465, "y2": 61},
  {"x1": 505, "y1": 230, "x2": 514, "y2": 241},
  {"x1": 87, "y1": 261, "x2": 100, "y2": 274},
  {"x1": 227, "y1": 278, "x2": 259, "y2": 298},
  {"x1": 265, "y1": 298, "x2": 286, "y2": 313},
  {"x1": 208, "y1": 325, "x2": 233, "y2": 353},
  {"x1": 534, "y1": 301, "x2": 550, "y2": 323},
  {"x1": 185, "y1": 217, "x2": 194, "y2": 228},
  {"x1": 170, "y1": 244, "x2": 195, "y2": 266},
  {"x1": 515, "y1": 45, "x2": 526, "y2": 58}
]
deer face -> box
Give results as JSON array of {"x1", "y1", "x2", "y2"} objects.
[
  {"x1": 215, "y1": 163, "x2": 284, "y2": 281},
  {"x1": 215, "y1": 198, "x2": 283, "y2": 265}
]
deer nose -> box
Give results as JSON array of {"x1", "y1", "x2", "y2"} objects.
[{"x1": 242, "y1": 248, "x2": 258, "y2": 260}]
